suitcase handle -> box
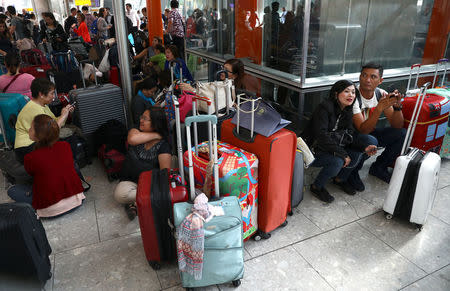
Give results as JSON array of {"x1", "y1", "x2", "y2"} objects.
[
  {"x1": 79, "y1": 59, "x2": 98, "y2": 88},
  {"x1": 406, "y1": 64, "x2": 421, "y2": 92},
  {"x1": 432, "y1": 58, "x2": 448, "y2": 88},
  {"x1": 185, "y1": 114, "x2": 219, "y2": 200},
  {"x1": 401, "y1": 82, "x2": 431, "y2": 155}
]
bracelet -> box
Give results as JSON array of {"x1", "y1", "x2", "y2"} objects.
[{"x1": 393, "y1": 106, "x2": 402, "y2": 111}]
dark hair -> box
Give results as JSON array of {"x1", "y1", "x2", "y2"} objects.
[
  {"x1": 153, "y1": 36, "x2": 162, "y2": 44},
  {"x1": 170, "y1": 0, "x2": 179, "y2": 8},
  {"x1": 138, "y1": 77, "x2": 158, "y2": 91},
  {"x1": 30, "y1": 78, "x2": 55, "y2": 99},
  {"x1": 154, "y1": 44, "x2": 165, "y2": 54},
  {"x1": 158, "y1": 70, "x2": 171, "y2": 88},
  {"x1": 7, "y1": 6, "x2": 16, "y2": 15},
  {"x1": 361, "y1": 62, "x2": 384, "y2": 78},
  {"x1": 142, "y1": 7, "x2": 147, "y2": 12},
  {"x1": 0, "y1": 20, "x2": 12, "y2": 40},
  {"x1": 77, "y1": 12, "x2": 85, "y2": 22},
  {"x1": 99, "y1": 8, "x2": 105, "y2": 18},
  {"x1": 71, "y1": 8, "x2": 77, "y2": 13},
  {"x1": 224, "y1": 58, "x2": 245, "y2": 87},
  {"x1": 165, "y1": 45, "x2": 180, "y2": 58},
  {"x1": 43, "y1": 12, "x2": 57, "y2": 25},
  {"x1": 272, "y1": 2, "x2": 280, "y2": 10},
  {"x1": 32, "y1": 114, "x2": 60, "y2": 149},
  {"x1": 126, "y1": 3, "x2": 132, "y2": 8},
  {"x1": 329, "y1": 79, "x2": 356, "y2": 106},
  {"x1": 5, "y1": 53, "x2": 20, "y2": 74},
  {"x1": 146, "y1": 107, "x2": 169, "y2": 139},
  {"x1": 82, "y1": 6, "x2": 89, "y2": 12},
  {"x1": 93, "y1": 12, "x2": 98, "y2": 17}
]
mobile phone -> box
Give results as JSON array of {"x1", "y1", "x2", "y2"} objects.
[
  {"x1": 365, "y1": 146, "x2": 384, "y2": 153},
  {"x1": 71, "y1": 101, "x2": 77, "y2": 106}
]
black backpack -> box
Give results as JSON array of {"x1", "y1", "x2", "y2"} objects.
[{"x1": 94, "y1": 119, "x2": 128, "y2": 154}]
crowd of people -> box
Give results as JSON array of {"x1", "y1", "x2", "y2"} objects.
[{"x1": 0, "y1": 1, "x2": 406, "y2": 219}]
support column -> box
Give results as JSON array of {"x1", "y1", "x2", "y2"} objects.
[
  {"x1": 422, "y1": 0, "x2": 450, "y2": 64},
  {"x1": 32, "y1": 0, "x2": 51, "y2": 20},
  {"x1": 234, "y1": 0, "x2": 262, "y2": 65},
  {"x1": 112, "y1": 0, "x2": 133, "y2": 127},
  {"x1": 146, "y1": 0, "x2": 163, "y2": 43}
]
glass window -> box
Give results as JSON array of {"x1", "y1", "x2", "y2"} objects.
[{"x1": 308, "y1": 0, "x2": 435, "y2": 77}]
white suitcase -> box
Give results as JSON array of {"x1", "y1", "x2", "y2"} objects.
[{"x1": 383, "y1": 82, "x2": 441, "y2": 229}]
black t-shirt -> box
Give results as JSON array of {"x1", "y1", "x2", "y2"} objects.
[{"x1": 119, "y1": 130, "x2": 171, "y2": 183}]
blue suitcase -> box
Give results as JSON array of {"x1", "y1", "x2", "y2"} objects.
[
  {"x1": 0, "y1": 93, "x2": 29, "y2": 149},
  {"x1": 173, "y1": 115, "x2": 244, "y2": 289}
]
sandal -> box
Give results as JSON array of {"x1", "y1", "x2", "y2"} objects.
[{"x1": 125, "y1": 203, "x2": 137, "y2": 220}]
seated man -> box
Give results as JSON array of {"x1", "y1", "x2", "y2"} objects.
[{"x1": 352, "y1": 63, "x2": 406, "y2": 184}]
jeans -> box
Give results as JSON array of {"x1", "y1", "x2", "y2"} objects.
[
  {"x1": 338, "y1": 134, "x2": 379, "y2": 179},
  {"x1": 370, "y1": 127, "x2": 406, "y2": 169},
  {"x1": 310, "y1": 152, "x2": 344, "y2": 189},
  {"x1": 7, "y1": 184, "x2": 33, "y2": 205}
]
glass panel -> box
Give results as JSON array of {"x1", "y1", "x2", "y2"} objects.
[{"x1": 308, "y1": 0, "x2": 435, "y2": 78}]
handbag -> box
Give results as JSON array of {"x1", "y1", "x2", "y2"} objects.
[
  {"x1": 196, "y1": 80, "x2": 234, "y2": 114},
  {"x1": 164, "y1": 90, "x2": 194, "y2": 123},
  {"x1": 231, "y1": 93, "x2": 290, "y2": 137}
]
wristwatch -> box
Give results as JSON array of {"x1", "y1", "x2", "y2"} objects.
[{"x1": 393, "y1": 105, "x2": 402, "y2": 111}]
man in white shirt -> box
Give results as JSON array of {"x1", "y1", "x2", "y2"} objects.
[
  {"x1": 125, "y1": 3, "x2": 140, "y2": 32},
  {"x1": 352, "y1": 63, "x2": 405, "y2": 185}
]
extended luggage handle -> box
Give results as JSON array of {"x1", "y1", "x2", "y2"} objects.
[
  {"x1": 432, "y1": 58, "x2": 448, "y2": 88},
  {"x1": 406, "y1": 64, "x2": 421, "y2": 93},
  {"x1": 401, "y1": 82, "x2": 432, "y2": 155},
  {"x1": 173, "y1": 95, "x2": 185, "y2": 185},
  {"x1": 185, "y1": 115, "x2": 219, "y2": 200},
  {"x1": 235, "y1": 90, "x2": 261, "y2": 140},
  {"x1": 169, "y1": 60, "x2": 183, "y2": 84}
]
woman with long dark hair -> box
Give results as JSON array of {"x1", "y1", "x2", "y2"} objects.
[
  {"x1": 303, "y1": 80, "x2": 377, "y2": 203},
  {"x1": 223, "y1": 58, "x2": 260, "y2": 95},
  {"x1": 114, "y1": 107, "x2": 172, "y2": 220},
  {"x1": 41, "y1": 12, "x2": 68, "y2": 52},
  {"x1": 164, "y1": 45, "x2": 193, "y2": 82}
]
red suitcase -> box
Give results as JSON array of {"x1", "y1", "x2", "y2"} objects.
[
  {"x1": 136, "y1": 91, "x2": 188, "y2": 269},
  {"x1": 98, "y1": 144, "x2": 125, "y2": 181},
  {"x1": 220, "y1": 95, "x2": 296, "y2": 239},
  {"x1": 19, "y1": 64, "x2": 52, "y2": 79},
  {"x1": 402, "y1": 93, "x2": 450, "y2": 153},
  {"x1": 136, "y1": 169, "x2": 187, "y2": 270}
]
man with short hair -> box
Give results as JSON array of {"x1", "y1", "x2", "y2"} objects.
[
  {"x1": 352, "y1": 63, "x2": 406, "y2": 185},
  {"x1": 64, "y1": 8, "x2": 78, "y2": 35},
  {"x1": 82, "y1": 6, "x2": 95, "y2": 36},
  {"x1": 7, "y1": 6, "x2": 27, "y2": 40},
  {"x1": 125, "y1": 3, "x2": 140, "y2": 32}
]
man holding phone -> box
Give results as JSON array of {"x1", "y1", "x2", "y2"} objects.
[{"x1": 352, "y1": 63, "x2": 406, "y2": 185}]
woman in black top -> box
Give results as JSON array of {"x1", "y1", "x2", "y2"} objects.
[
  {"x1": 303, "y1": 80, "x2": 377, "y2": 203},
  {"x1": 114, "y1": 107, "x2": 172, "y2": 220},
  {"x1": 0, "y1": 21, "x2": 13, "y2": 57},
  {"x1": 40, "y1": 12, "x2": 68, "y2": 52}
]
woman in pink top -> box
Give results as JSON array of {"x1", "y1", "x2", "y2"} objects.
[{"x1": 0, "y1": 53, "x2": 34, "y2": 98}]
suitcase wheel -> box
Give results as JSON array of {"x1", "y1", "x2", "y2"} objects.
[
  {"x1": 288, "y1": 211, "x2": 294, "y2": 216},
  {"x1": 384, "y1": 212, "x2": 393, "y2": 220},
  {"x1": 148, "y1": 261, "x2": 161, "y2": 270},
  {"x1": 232, "y1": 279, "x2": 241, "y2": 287},
  {"x1": 253, "y1": 230, "x2": 271, "y2": 241},
  {"x1": 415, "y1": 224, "x2": 423, "y2": 231},
  {"x1": 280, "y1": 220, "x2": 288, "y2": 227}
]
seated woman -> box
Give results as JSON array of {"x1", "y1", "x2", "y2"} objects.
[
  {"x1": 164, "y1": 45, "x2": 193, "y2": 82},
  {"x1": 0, "y1": 53, "x2": 35, "y2": 98},
  {"x1": 7, "y1": 114, "x2": 85, "y2": 218},
  {"x1": 132, "y1": 77, "x2": 159, "y2": 124},
  {"x1": 303, "y1": 80, "x2": 377, "y2": 203},
  {"x1": 114, "y1": 107, "x2": 172, "y2": 220},
  {"x1": 14, "y1": 78, "x2": 74, "y2": 163},
  {"x1": 222, "y1": 58, "x2": 261, "y2": 95}
]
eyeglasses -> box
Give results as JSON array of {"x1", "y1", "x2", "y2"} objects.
[{"x1": 140, "y1": 115, "x2": 151, "y2": 122}]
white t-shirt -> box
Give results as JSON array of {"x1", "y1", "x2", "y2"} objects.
[
  {"x1": 126, "y1": 10, "x2": 140, "y2": 27},
  {"x1": 352, "y1": 86, "x2": 387, "y2": 121}
]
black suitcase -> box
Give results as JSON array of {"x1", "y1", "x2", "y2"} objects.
[
  {"x1": 0, "y1": 150, "x2": 33, "y2": 185},
  {"x1": 0, "y1": 203, "x2": 52, "y2": 283}
]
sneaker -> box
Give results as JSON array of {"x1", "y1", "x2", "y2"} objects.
[
  {"x1": 333, "y1": 178, "x2": 356, "y2": 195},
  {"x1": 369, "y1": 164, "x2": 392, "y2": 183},
  {"x1": 125, "y1": 203, "x2": 137, "y2": 220},
  {"x1": 347, "y1": 172, "x2": 365, "y2": 192},
  {"x1": 310, "y1": 184, "x2": 335, "y2": 203}
]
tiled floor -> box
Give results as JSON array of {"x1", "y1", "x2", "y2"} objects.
[{"x1": 1, "y1": 157, "x2": 449, "y2": 291}]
